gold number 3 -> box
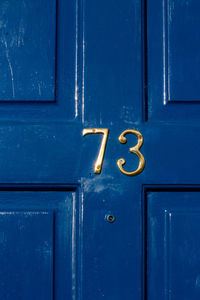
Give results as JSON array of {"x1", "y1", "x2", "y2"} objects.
[{"x1": 117, "y1": 129, "x2": 145, "y2": 176}]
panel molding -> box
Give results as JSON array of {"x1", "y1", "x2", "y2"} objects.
[
  {"x1": 146, "y1": 0, "x2": 200, "y2": 122},
  {"x1": 143, "y1": 185, "x2": 200, "y2": 300},
  {"x1": 163, "y1": 0, "x2": 200, "y2": 104},
  {"x1": 0, "y1": 186, "x2": 80, "y2": 300},
  {"x1": 0, "y1": 0, "x2": 79, "y2": 122},
  {"x1": 0, "y1": 0, "x2": 57, "y2": 103}
]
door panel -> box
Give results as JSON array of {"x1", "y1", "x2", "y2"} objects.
[
  {"x1": 147, "y1": 190, "x2": 200, "y2": 300},
  {"x1": 0, "y1": 211, "x2": 53, "y2": 299},
  {"x1": 0, "y1": 0, "x2": 76, "y2": 120},
  {"x1": 147, "y1": 0, "x2": 200, "y2": 121},
  {"x1": 0, "y1": 0, "x2": 56, "y2": 102},
  {"x1": 166, "y1": 0, "x2": 200, "y2": 102},
  {"x1": 0, "y1": 189, "x2": 76, "y2": 300}
]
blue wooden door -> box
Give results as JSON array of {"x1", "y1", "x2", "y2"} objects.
[{"x1": 0, "y1": 0, "x2": 200, "y2": 299}]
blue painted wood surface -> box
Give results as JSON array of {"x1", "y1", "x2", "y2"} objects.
[
  {"x1": 147, "y1": 190, "x2": 200, "y2": 300},
  {"x1": 147, "y1": 0, "x2": 200, "y2": 121},
  {"x1": 0, "y1": 190, "x2": 76, "y2": 300},
  {"x1": 0, "y1": 0, "x2": 199, "y2": 299},
  {"x1": 0, "y1": 0, "x2": 56, "y2": 101}
]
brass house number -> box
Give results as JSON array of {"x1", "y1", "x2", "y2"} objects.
[{"x1": 82, "y1": 128, "x2": 145, "y2": 176}]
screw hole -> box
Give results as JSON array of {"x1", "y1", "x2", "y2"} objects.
[{"x1": 106, "y1": 214, "x2": 115, "y2": 223}]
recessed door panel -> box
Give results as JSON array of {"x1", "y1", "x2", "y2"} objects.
[
  {"x1": 147, "y1": 0, "x2": 200, "y2": 121},
  {"x1": 0, "y1": 0, "x2": 76, "y2": 121},
  {"x1": 0, "y1": 211, "x2": 54, "y2": 299},
  {"x1": 166, "y1": 0, "x2": 200, "y2": 102},
  {"x1": 0, "y1": 0, "x2": 56, "y2": 102},
  {"x1": 147, "y1": 191, "x2": 200, "y2": 300},
  {"x1": 0, "y1": 189, "x2": 76, "y2": 300}
]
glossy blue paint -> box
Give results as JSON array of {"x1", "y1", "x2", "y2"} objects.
[
  {"x1": 0, "y1": 0, "x2": 56, "y2": 101},
  {"x1": 0, "y1": 0, "x2": 76, "y2": 120},
  {"x1": 147, "y1": 190, "x2": 200, "y2": 300},
  {"x1": 0, "y1": 0, "x2": 199, "y2": 299},
  {"x1": 147, "y1": 0, "x2": 200, "y2": 122},
  {"x1": 166, "y1": 0, "x2": 200, "y2": 102},
  {"x1": 0, "y1": 189, "x2": 77, "y2": 300},
  {"x1": 0, "y1": 211, "x2": 53, "y2": 298}
]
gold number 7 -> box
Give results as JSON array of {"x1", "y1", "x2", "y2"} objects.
[{"x1": 82, "y1": 128, "x2": 109, "y2": 174}]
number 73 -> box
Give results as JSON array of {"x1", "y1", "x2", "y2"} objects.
[{"x1": 82, "y1": 128, "x2": 145, "y2": 176}]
